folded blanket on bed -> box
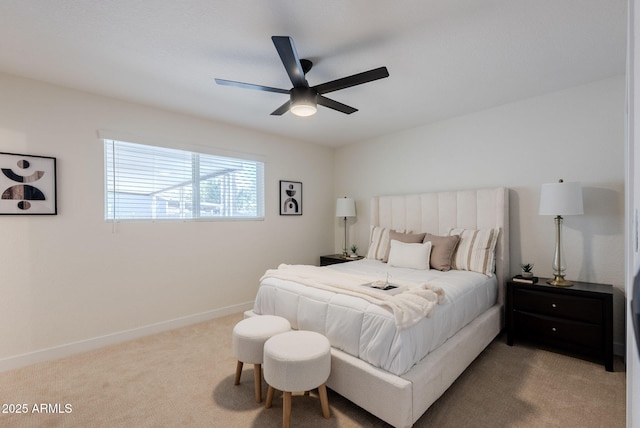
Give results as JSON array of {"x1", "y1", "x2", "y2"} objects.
[{"x1": 260, "y1": 264, "x2": 445, "y2": 329}]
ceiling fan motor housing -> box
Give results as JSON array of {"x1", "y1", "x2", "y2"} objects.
[{"x1": 290, "y1": 87, "x2": 317, "y2": 116}]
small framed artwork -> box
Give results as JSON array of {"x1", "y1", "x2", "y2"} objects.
[
  {"x1": 0, "y1": 152, "x2": 57, "y2": 215},
  {"x1": 280, "y1": 180, "x2": 302, "y2": 215}
]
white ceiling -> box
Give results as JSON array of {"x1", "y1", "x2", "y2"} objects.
[{"x1": 0, "y1": 1, "x2": 627, "y2": 147}]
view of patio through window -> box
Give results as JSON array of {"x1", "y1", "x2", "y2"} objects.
[{"x1": 103, "y1": 139, "x2": 264, "y2": 221}]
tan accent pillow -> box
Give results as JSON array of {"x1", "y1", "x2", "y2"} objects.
[
  {"x1": 449, "y1": 227, "x2": 500, "y2": 277},
  {"x1": 383, "y1": 230, "x2": 426, "y2": 262},
  {"x1": 423, "y1": 233, "x2": 460, "y2": 271}
]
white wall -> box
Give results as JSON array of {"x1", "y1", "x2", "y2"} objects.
[
  {"x1": 0, "y1": 70, "x2": 627, "y2": 373},
  {"x1": 0, "y1": 73, "x2": 334, "y2": 369},
  {"x1": 335, "y1": 76, "x2": 627, "y2": 348}
]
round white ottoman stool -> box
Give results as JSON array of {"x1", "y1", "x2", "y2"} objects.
[
  {"x1": 264, "y1": 330, "x2": 331, "y2": 427},
  {"x1": 232, "y1": 315, "x2": 291, "y2": 403}
]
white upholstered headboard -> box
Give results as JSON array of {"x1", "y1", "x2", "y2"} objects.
[{"x1": 370, "y1": 187, "x2": 510, "y2": 305}]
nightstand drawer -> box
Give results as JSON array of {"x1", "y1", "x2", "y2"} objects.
[
  {"x1": 320, "y1": 254, "x2": 363, "y2": 266},
  {"x1": 514, "y1": 312, "x2": 603, "y2": 349},
  {"x1": 320, "y1": 257, "x2": 346, "y2": 266},
  {"x1": 513, "y1": 288, "x2": 602, "y2": 324}
]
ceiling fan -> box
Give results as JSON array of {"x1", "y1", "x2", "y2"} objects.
[{"x1": 215, "y1": 36, "x2": 389, "y2": 117}]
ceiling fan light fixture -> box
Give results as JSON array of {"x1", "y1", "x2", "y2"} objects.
[
  {"x1": 290, "y1": 87, "x2": 317, "y2": 117},
  {"x1": 290, "y1": 102, "x2": 317, "y2": 117}
]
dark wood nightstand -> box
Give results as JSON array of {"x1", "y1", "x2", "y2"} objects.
[
  {"x1": 320, "y1": 254, "x2": 363, "y2": 266},
  {"x1": 506, "y1": 278, "x2": 613, "y2": 371}
]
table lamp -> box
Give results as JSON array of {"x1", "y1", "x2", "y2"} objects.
[
  {"x1": 539, "y1": 179, "x2": 584, "y2": 286},
  {"x1": 336, "y1": 197, "x2": 356, "y2": 258}
]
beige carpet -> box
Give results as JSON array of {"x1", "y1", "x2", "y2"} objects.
[{"x1": 0, "y1": 312, "x2": 625, "y2": 427}]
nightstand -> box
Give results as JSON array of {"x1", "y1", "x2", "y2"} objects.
[
  {"x1": 506, "y1": 278, "x2": 613, "y2": 371},
  {"x1": 320, "y1": 254, "x2": 363, "y2": 266}
]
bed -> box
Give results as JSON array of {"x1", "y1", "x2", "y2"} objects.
[{"x1": 248, "y1": 187, "x2": 509, "y2": 427}]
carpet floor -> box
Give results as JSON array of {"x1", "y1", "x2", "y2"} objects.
[{"x1": 0, "y1": 312, "x2": 626, "y2": 427}]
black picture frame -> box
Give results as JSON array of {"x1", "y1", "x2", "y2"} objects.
[
  {"x1": 280, "y1": 180, "x2": 302, "y2": 215},
  {"x1": 0, "y1": 152, "x2": 57, "y2": 215}
]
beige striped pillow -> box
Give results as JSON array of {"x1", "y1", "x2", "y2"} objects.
[
  {"x1": 448, "y1": 227, "x2": 500, "y2": 277},
  {"x1": 367, "y1": 226, "x2": 406, "y2": 261}
]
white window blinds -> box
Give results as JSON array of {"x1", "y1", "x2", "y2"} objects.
[{"x1": 104, "y1": 139, "x2": 264, "y2": 221}]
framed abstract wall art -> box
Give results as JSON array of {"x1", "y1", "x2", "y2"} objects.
[
  {"x1": 279, "y1": 180, "x2": 302, "y2": 215},
  {"x1": 0, "y1": 152, "x2": 57, "y2": 215}
]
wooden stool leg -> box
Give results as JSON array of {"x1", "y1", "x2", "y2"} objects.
[
  {"x1": 234, "y1": 361, "x2": 243, "y2": 385},
  {"x1": 318, "y1": 383, "x2": 330, "y2": 419},
  {"x1": 253, "y1": 363, "x2": 262, "y2": 403},
  {"x1": 283, "y1": 391, "x2": 292, "y2": 428},
  {"x1": 265, "y1": 385, "x2": 275, "y2": 409}
]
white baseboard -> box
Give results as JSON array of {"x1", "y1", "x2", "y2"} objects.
[
  {"x1": 2, "y1": 303, "x2": 625, "y2": 373},
  {"x1": 0, "y1": 301, "x2": 254, "y2": 373}
]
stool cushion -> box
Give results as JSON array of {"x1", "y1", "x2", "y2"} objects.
[
  {"x1": 264, "y1": 330, "x2": 331, "y2": 392},
  {"x1": 232, "y1": 315, "x2": 291, "y2": 364}
]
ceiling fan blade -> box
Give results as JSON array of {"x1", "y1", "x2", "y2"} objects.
[
  {"x1": 270, "y1": 100, "x2": 291, "y2": 116},
  {"x1": 272, "y1": 36, "x2": 309, "y2": 88},
  {"x1": 317, "y1": 95, "x2": 358, "y2": 114},
  {"x1": 313, "y1": 67, "x2": 389, "y2": 95},
  {"x1": 214, "y1": 78, "x2": 289, "y2": 94}
]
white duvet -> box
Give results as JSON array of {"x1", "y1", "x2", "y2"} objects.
[
  {"x1": 253, "y1": 258, "x2": 497, "y2": 376},
  {"x1": 260, "y1": 264, "x2": 445, "y2": 329}
]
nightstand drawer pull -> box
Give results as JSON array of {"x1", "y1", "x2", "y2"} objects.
[
  {"x1": 551, "y1": 303, "x2": 557, "y2": 308},
  {"x1": 552, "y1": 327, "x2": 557, "y2": 332}
]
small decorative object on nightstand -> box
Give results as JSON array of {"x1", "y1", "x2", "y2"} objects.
[
  {"x1": 511, "y1": 274, "x2": 539, "y2": 284},
  {"x1": 320, "y1": 254, "x2": 363, "y2": 266},
  {"x1": 506, "y1": 278, "x2": 613, "y2": 371},
  {"x1": 350, "y1": 244, "x2": 358, "y2": 258},
  {"x1": 520, "y1": 263, "x2": 534, "y2": 279}
]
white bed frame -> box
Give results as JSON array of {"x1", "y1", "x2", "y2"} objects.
[
  {"x1": 325, "y1": 187, "x2": 509, "y2": 427},
  {"x1": 247, "y1": 187, "x2": 509, "y2": 427}
]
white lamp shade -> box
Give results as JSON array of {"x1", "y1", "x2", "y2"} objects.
[
  {"x1": 336, "y1": 198, "x2": 356, "y2": 217},
  {"x1": 539, "y1": 181, "x2": 584, "y2": 216}
]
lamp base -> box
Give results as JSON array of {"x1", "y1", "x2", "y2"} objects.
[
  {"x1": 341, "y1": 251, "x2": 349, "y2": 258},
  {"x1": 547, "y1": 275, "x2": 573, "y2": 287}
]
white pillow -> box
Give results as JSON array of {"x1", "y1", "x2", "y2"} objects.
[
  {"x1": 449, "y1": 227, "x2": 500, "y2": 276},
  {"x1": 387, "y1": 240, "x2": 432, "y2": 270}
]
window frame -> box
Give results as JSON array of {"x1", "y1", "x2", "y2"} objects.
[{"x1": 102, "y1": 137, "x2": 265, "y2": 222}]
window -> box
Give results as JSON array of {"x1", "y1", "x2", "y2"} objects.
[{"x1": 103, "y1": 139, "x2": 264, "y2": 221}]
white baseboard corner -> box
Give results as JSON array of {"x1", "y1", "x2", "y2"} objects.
[{"x1": 0, "y1": 301, "x2": 254, "y2": 373}]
